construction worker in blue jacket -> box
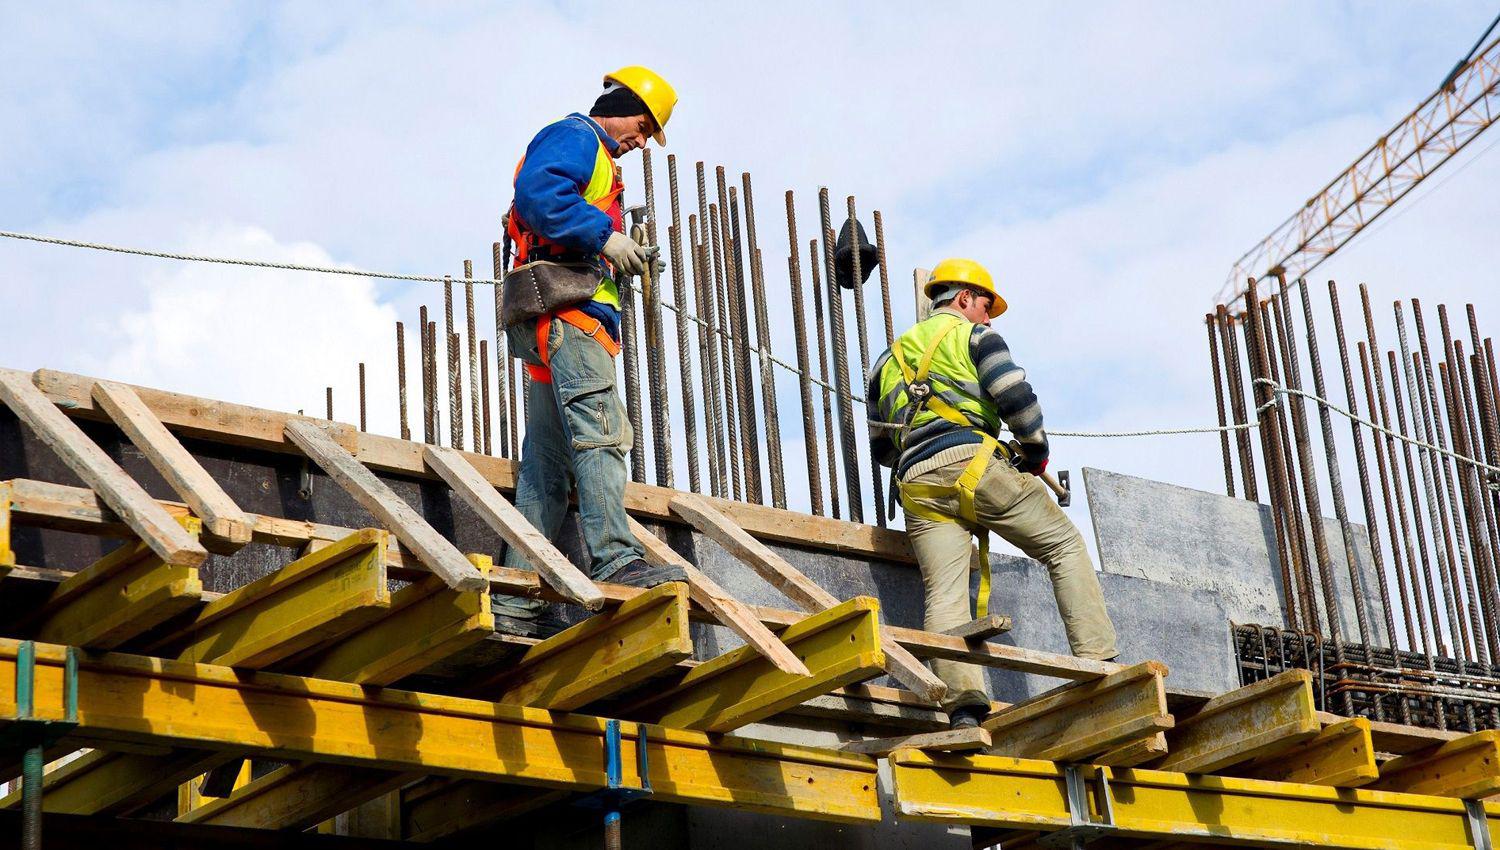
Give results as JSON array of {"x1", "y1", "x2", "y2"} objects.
[
  {"x1": 869, "y1": 259, "x2": 1118, "y2": 728},
  {"x1": 493, "y1": 66, "x2": 682, "y2": 636}
]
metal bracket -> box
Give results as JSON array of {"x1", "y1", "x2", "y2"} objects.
[
  {"x1": 1037, "y1": 765, "x2": 1117, "y2": 849},
  {"x1": 297, "y1": 459, "x2": 314, "y2": 501},
  {"x1": 0, "y1": 641, "x2": 79, "y2": 750},
  {"x1": 1467, "y1": 799, "x2": 1494, "y2": 850},
  {"x1": 574, "y1": 718, "x2": 653, "y2": 810}
]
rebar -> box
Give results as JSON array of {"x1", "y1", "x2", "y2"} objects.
[
  {"x1": 419, "y1": 306, "x2": 432, "y2": 444},
  {"x1": 1219, "y1": 306, "x2": 1258, "y2": 500},
  {"x1": 326, "y1": 386, "x2": 333, "y2": 421},
  {"x1": 1443, "y1": 353, "x2": 1498, "y2": 662},
  {"x1": 1388, "y1": 346, "x2": 1446, "y2": 660},
  {"x1": 642, "y1": 149, "x2": 673, "y2": 488},
  {"x1": 429, "y1": 321, "x2": 440, "y2": 443},
  {"x1": 708, "y1": 202, "x2": 743, "y2": 500},
  {"x1": 667, "y1": 155, "x2": 700, "y2": 493},
  {"x1": 618, "y1": 229, "x2": 647, "y2": 484},
  {"x1": 873, "y1": 210, "x2": 895, "y2": 348},
  {"x1": 810, "y1": 238, "x2": 842, "y2": 519},
  {"x1": 465, "y1": 260, "x2": 481, "y2": 450},
  {"x1": 481, "y1": 339, "x2": 492, "y2": 455},
  {"x1": 492, "y1": 241, "x2": 510, "y2": 458},
  {"x1": 358, "y1": 362, "x2": 367, "y2": 432},
  {"x1": 820, "y1": 188, "x2": 863, "y2": 522},
  {"x1": 1206, "y1": 313, "x2": 1235, "y2": 496},
  {"x1": 445, "y1": 275, "x2": 461, "y2": 450},
  {"x1": 725, "y1": 181, "x2": 763, "y2": 503},
  {"x1": 786, "y1": 191, "x2": 824, "y2": 515},
  {"x1": 692, "y1": 231, "x2": 724, "y2": 498},
  {"x1": 848, "y1": 196, "x2": 885, "y2": 528},
  {"x1": 396, "y1": 321, "x2": 409, "y2": 441},
  {"x1": 1429, "y1": 306, "x2": 1486, "y2": 664},
  {"x1": 1261, "y1": 296, "x2": 1317, "y2": 631},
  {"x1": 743, "y1": 173, "x2": 786, "y2": 508}
]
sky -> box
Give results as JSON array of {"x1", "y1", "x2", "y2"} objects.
[{"x1": 3, "y1": 2, "x2": 1500, "y2": 561}]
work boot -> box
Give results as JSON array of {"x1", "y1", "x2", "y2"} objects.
[
  {"x1": 607, "y1": 558, "x2": 687, "y2": 589},
  {"x1": 490, "y1": 599, "x2": 572, "y2": 639},
  {"x1": 948, "y1": 704, "x2": 988, "y2": 731}
]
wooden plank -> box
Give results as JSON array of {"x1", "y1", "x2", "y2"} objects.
[
  {"x1": 630, "y1": 517, "x2": 810, "y2": 677},
  {"x1": 179, "y1": 762, "x2": 414, "y2": 831},
  {"x1": 0, "y1": 748, "x2": 231, "y2": 816},
  {"x1": 0, "y1": 639, "x2": 883, "y2": 824},
  {"x1": 284, "y1": 419, "x2": 486, "y2": 592},
  {"x1": 629, "y1": 596, "x2": 887, "y2": 732},
  {"x1": 3, "y1": 477, "x2": 1117, "y2": 682},
  {"x1": 840, "y1": 727, "x2": 991, "y2": 756},
  {"x1": 402, "y1": 779, "x2": 565, "y2": 842},
  {"x1": 1236, "y1": 717, "x2": 1379, "y2": 787},
  {"x1": 296, "y1": 564, "x2": 494, "y2": 687},
  {"x1": 1372, "y1": 730, "x2": 1500, "y2": 799},
  {"x1": 982, "y1": 661, "x2": 1173, "y2": 762},
  {"x1": 669, "y1": 493, "x2": 947, "y2": 702},
  {"x1": 0, "y1": 368, "x2": 207, "y2": 567},
  {"x1": 941, "y1": 614, "x2": 1012, "y2": 641},
  {"x1": 1096, "y1": 732, "x2": 1169, "y2": 767},
  {"x1": 423, "y1": 445, "x2": 603, "y2": 609},
  {"x1": 31, "y1": 368, "x2": 917, "y2": 563},
  {"x1": 1155, "y1": 669, "x2": 1319, "y2": 774},
  {"x1": 29, "y1": 520, "x2": 204, "y2": 648},
  {"x1": 1320, "y1": 710, "x2": 1466, "y2": 755},
  {"x1": 91, "y1": 379, "x2": 254, "y2": 550},
  {"x1": 475, "y1": 582, "x2": 693, "y2": 711}
]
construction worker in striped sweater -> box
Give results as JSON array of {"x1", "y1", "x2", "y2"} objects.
[
  {"x1": 492, "y1": 66, "x2": 683, "y2": 637},
  {"x1": 868, "y1": 258, "x2": 1118, "y2": 729}
]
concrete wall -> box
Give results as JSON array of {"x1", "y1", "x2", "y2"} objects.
[{"x1": 1085, "y1": 466, "x2": 1391, "y2": 646}]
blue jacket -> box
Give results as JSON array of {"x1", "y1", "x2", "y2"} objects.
[{"x1": 513, "y1": 114, "x2": 624, "y2": 339}]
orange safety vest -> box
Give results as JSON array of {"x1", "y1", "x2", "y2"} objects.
[{"x1": 505, "y1": 116, "x2": 627, "y2": 383}]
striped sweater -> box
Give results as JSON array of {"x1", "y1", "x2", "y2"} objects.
[{"x1": 866, "y1": 308, "x2": 1048, "y2": 478}]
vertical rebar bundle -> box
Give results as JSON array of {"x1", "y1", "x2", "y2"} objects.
[
  {"x1": 786, "y1": 191, "x2": 823, "y2": 515},
  {"x1": 820, "y1": 189, "x2": 862, "y2": 522},
  {"x1": 492, "y1": 241, "x2": 510, "y2": 458},
  {"x1": 396, "y1": 321, "x2": 409, "y2": 442},
  {"x1": 667, "y1": 155, "x2": 700, "y2": 493}
]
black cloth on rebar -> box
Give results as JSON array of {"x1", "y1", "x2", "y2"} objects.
[
  {"x1": 835, "y1": 217, "x2": 877, "y2": 290},
  {"x1": 590, "y1": 86, "x2": 650, "y2": 119}
]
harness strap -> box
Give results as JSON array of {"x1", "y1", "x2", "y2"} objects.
[
  {"x1": 898, "y1": 434, "x2": 1007, "y2": 619},
  {"x1": 527, "y1": 308, "x2": 622, "y2": 384}
]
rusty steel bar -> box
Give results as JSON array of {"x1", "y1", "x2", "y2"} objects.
[
  {"x1": 465, "y1": 260, "x2": 481, "y2": 450},
  {"x1": 847, "y1": 196, "x2": 885, "y2": 528},
  {"x1": 419, "y1": 306, "x2": 433, "y2": 444},
  {"x1": 618, "y1": 236, "x2": 646, "y2": 483},
  {"x1": 1243, "y1": 285, "x2": 1303, "y2": 630},
  {"x1": 1463, "y1": 343, "x2": 1500, "y2": 595},
  {"x1": 444, "y1": 275, "x2": 461, "y2": 450},
  {"x1": 1219, "y1": 306, "x2": 1258, "y2": 500},
  {"x1": 326, "y1": 386, "x2": 333, "y2": 421},
  {"x1": 690, "y1": 217, "x2": 724, "y2": 498},
  {"x1": 743, "y1": 173, "x2": 786, "y2": 509},
  {"x1": 358, "y1": 362, "x2": 367, "y2": 432},
  {"x1": 1263, "y1": 295, "x2": 1317, "y2": 632},
  {"x1": 480, "y1": 339, "x2": 492, "y2": 455},
  {"x1": 1330, "y1": 283, "x2": 1400, "y2": 656},
  {"x1": 449, "y1": 332, "x2": 464, "y2": 450},
  {"x1": 642, "y1": 150, "x2": 673, "y2": 488},
  {"x1": 1298, "y1": 281, "x2": 1372, "y2": 649},
  {"x1": 491, "y1": 241, "x2": 510, "y2": 458},
  {"x1": 821, "y1": 188, "x2": 863, "y2": 523},
  {"x1": 786, "y1": 191, "x2": 823, "y2": 515},
  {"x1": 396, "y1": 321, "x2": 409, "y2": 441},
  {"x1": 873, "y1": 210, "x2": 895, "y2": 348},
  {"x1": 1397, "y1": 301, "x2": 1466, "y2": 665},
  {"x1": 810, "y1": 237, "x2": 842, "y2": 519},
  {"x1": 1440, "y1": 310, "x2": 1494, "y2": 663},
  {"x1": 708, "y1": 201, "x2": 743, "y2": 500},
  {"x1": 429, "y1": 321, "x2": 440, "y2": 443},
  {"x1": 1413, "y1": 301, "x2": 1476, "y2": 664},
  {"x1": 695, "y1": 165, "x2": 726, "y2": 496},
  {"x1": 725, "y1": 183, "x2": 763, "y2": 503},
  {"x1": 1359, "y1": 341, "x2": 1421, "y2": 655},
  {"x1": 667, "y1": 156, "x2": 700, "y2": 493},
  {"x1": 1388, "y1": 346, "x2": 1446, "y2": 660},
  {"x1": 1456, "y1": 339, "x2": 1500, "y2": 660},
  {"x1": 1206, "y1": 312, "x2": 1236, "y2": 496},
  {"x1": 1443, "y1": 351, "x2": 1498, "y2": 662}
]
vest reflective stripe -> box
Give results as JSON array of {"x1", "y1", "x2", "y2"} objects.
[
  {"x1": 507, "y1": 117, "x2": 624, "y2": 311},
  {"x1": 877, "y1": 312, "x2": 1001, "y2": 453}
]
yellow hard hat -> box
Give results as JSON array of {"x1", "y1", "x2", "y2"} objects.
[
  {"x1": 603, "y1": 66, "x2": 677, "y2": 146},
  {"x1": 926, "y1": 258, "x2": 1007, "y2": 318}
]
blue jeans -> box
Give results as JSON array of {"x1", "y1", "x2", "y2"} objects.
[{"x1": 496, "y1": 315, "x2": 643, "y2": 617}]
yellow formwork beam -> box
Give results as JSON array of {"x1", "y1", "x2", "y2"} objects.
[
  {"x1": 476, "y1": 581, "x2": 693, "y2": 710},
  {"x1": 0, "y1": 482, "x2": 15, "y2": 580},
  {"x1": 29, "y1": 516, "x2": 203, "y2": 649},
  {"x1": 0, "y1": 748, "x2": 230, "y2": 816},
  {"x1": 295, "y1": 555, "x2": 494, "y2": 687},
  {"x1": 179, "y1": 762, "x2": 412, "y2": 831},
  {"x1": 1235, "y1": 717, "x2": 1379, "y2": 788},
  {"x1": 628, "y1": 595, "x2": 886, "y2": 733},
  {"x1": 164, "y1": 529, "x2": 391, "y2": 668},
  {"x1": 0, "y1": 639, "x2": 881, "y2": 824},
  {"x1": 1155, "y1": 669, "x2": 1319, "y2": 774},
  {"x1": 889, "y1": 749, "x2": 1500, "y2": 850},
  {"x1": 984, "y1": 661, "x2": 1173, "y2": 762},
  {"x1": 1373, "y1": 730, "x2": 1500, "y2": 799}
]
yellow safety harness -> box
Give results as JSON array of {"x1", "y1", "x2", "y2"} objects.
[{"x1": 889, "y1": 316, "x2": 1008, "y2": 618}]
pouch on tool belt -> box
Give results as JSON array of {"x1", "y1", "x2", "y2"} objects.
[{"x1": 500, "y1": 260, "x2": 603, "y2": 327}]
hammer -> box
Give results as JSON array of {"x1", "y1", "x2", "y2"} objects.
[{"x1": 1042, "y1": 470, "x2": 1071, "y2": 507}]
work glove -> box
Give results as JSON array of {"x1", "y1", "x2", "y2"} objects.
[
  {"x1": 603, "y1": 232, "x2": 650, "y2": 277},
  {"x1": 1017, "y1": 457, "x2": 1048, "y2": 476}
]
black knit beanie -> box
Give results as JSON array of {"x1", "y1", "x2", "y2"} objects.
[{"x1": 590, "y1": 84, "x2": 650, "y2": 119}]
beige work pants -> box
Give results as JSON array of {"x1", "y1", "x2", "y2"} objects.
[{"x1": 902, "y1": 446, "x2": 1118, "y2": 713}]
